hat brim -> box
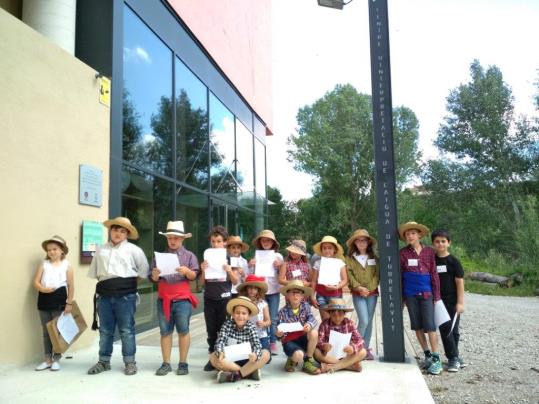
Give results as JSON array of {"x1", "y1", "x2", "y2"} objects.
[
  {"x1": 226, "y1": 298, "x2": 259, "y2": 316},
  {"x1": 104, "y1": 219, "x2": 139, "y2": 240},
  {"x1": 227, "y1": 241, "x2": 249, "y2": 253},
  {"x1": 320, "y1": 305, "x2": 354, "y2": 312},
  {"x1": 399, "y1": 223, "x2": 429, "y2": 241},
  {"x1": 158, "y1": 231, "x2": 192, "y2": 239},
  {"x1": 286, "y1": 246, "x2": 306, "y2": 256},
  {"x1": 236, "y1": 281, "x2": 268, "y2": 295},
  {"x1": 41, "y1": 239, "x2": 69, "y2": 255},
  {"x1": 280, "y1": 283, "x2": 313, "y2": 298},
  {"x1": 312, "y1": 241, "x2": 344, "y2": 258},
  {"x1": 252, "y1": 234, "x2": 280, "y2": 250},
  {"x1": 346, "y1": 234, "x2": 377, "y2": 250}
]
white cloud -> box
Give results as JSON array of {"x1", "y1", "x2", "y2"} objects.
[{"x1": 123, "y1": 46, "x2": 152, "y2": 64}]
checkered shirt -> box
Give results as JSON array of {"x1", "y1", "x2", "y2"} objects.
[{"x1": 214, "y1": 318, "x2": 262, "y2": 360}]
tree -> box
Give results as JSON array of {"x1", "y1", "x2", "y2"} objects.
[{"x1": 287, "y1": 84, "x2": 421, "y2": 242}]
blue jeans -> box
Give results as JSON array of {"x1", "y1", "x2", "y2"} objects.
[
  {"x1": 352, "y1": 295, "x2": 378, "y2": 349},
  {"x1": 97, "y1": 293, "x2": 137, "y2": 363},
  {"x1": 157, "y1": 299, "x2": 192, "y2": 336},
  {"x1": 265, "y1": 293, "x2": 280, "y2": 343}
]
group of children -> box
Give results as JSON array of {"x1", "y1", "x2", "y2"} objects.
[{"x1": 33, "y1": 217, "x2": 465, "y2": 382}]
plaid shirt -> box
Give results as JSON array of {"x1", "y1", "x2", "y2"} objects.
[
  {"x1": 399, "y1": 244, "x2": 440, "y2": 301},
  {"x1": 214, "y1": 318, "x2": 262, "y2": 360},
  {"x1": 284, "y1": 259, "x2": 310, "y2": 282},
  {"x1": 150, "y1": 246, "x2": 199, "y2": 284},
  {"x1": 317, "y1": 317, "x2": 364, "y2": 354},
  {"x1": 277, "y1": 301, "x2": 317, "y2": 344}
]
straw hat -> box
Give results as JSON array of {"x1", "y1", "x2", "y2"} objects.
[
  {"x1": 41, "y1": 235, "x2": 69, "y2": 255},
  {"x1": 280, "y1": 279, "x2": 313, "y2": 298},
  {"x1": 226, "y1": 296, "x2": 259, "y2": 316},
  {"x1": 236, "y1": 274, "x2": 268, "y2": 294},
  {"x1": 158, "y1": 220, "x2": 192, "y2": 238},
  {"x1": 286, "y1": 239, "x2": 307, "y2": 256},
  {"x1": 312, "y1": 236, "x2": 344, "y2": 258},
  {"x1": 346, "y1": 229, "x2": 377, "y2": 250},
  {"x1": 103, "y1": 217, "x2": 139, "y2": 240},
  {"x1": 320, "y1": 298, "x2": 354, "y2": 312},
  {"x1": 252, "y1": 229, "x2": 280, "y2": 250},
  {"x1": 398, "y1": 221, "x2": 429, "y2": 241},
  {"x1": 227, "y1": 235, "x2": 249, "y2": 252}
]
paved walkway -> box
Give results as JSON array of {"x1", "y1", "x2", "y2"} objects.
[{"x1": 0, "y1": 294, "x2": 433, "y2": 404}]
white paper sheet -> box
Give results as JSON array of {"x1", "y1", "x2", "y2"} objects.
[
  {"x1": 57, "y1": 312, "x2": 79, "y2": 344},
  {"x1": 230, "y1": 256, "x2": 241, "y2": 267},
  {"x1": 328, "y1": 330, "x2": 351, "y2": 360},
  {"x1": 277, "y1": 322, "x2": 304, "y2": 333},
  {"x1": 224, "y1": 342, "x2": 251, "y2": 362},
  {"x1": 447, "y1": 313, "x2": 459, "y2": 337},
  {"x1": 318, "y1": 257, "x2": 342, "y2": 286},
  {"x1": 255, "y1": 250, "x2": 276, "y2": 277},
  {"x1": 204, "y1": 248, "x2": 228, "y2": 279},
  {"x1": 154, "y1": 252, "x2": 180, "y2": 276},
  {"x1": 434, "y1": 300, "x2": 451, "y2": 327}
]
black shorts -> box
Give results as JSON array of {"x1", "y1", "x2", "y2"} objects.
[{"x1": 405, "y1": 295, "x2": 435, "y2": 332}]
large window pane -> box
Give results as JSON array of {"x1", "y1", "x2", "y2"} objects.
[
  {"x1": 123, "y1": 6, "x2": 173, "y2": 176},
  {"x1": 210, "y1": 94, "x2": 236, "y2": 202},
  {"x1": 176, "y1": 186, "x2": 209, "y2": 259},
  {"x1": 176, "y1": 58, "x2": 209, "y2": 190},
  {"x1": 237, "y1": 208, "x2": 255, "y2": 255},
  {"x1": 236, "y1": 119, "x2": 254, "y2": 209},
  {"x1": 254, "y1": 138, "x2": 266, "y2": 199}
]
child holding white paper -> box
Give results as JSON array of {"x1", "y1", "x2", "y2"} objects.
[
  {"x1": 200, "y1": 226, "x2": 238, "y2": 371},
  {"x1": 149, "y1": 220, "x2": 199, "y2": 376},
  {"x1": 226, "y1": 235, "x2": 250, "y2": 298},
  {"x1": 311, "y1": 236, "x2": 347, "y2": 320},
  {"x1": 210, "y1": 296, "x2": 270, "y2": 383},
  {"x1": 345, "y1": 229, "x2": 380, "y2": 360},
  {"x1": 275, "y1": 280, "x2": 320, "y2": 375},
  {"x1": 315, "y1": 298, "x2": 366, "y2": 373},
  {"x1": 278, "y1": 240, "x2": 312, "y2": 287},
  {"x1": 33, "y1": 235, "x2": 74, "y2": 371},
  {"x1": 249, "y1": 230, "x2": 283, "y2": 355},
  {"x1": 399, "y1": 221, "x2": 442, "y2": 375}
]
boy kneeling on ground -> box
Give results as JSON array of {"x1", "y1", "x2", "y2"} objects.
[
  {"x1": 210, "y1": 296, "x2": 270, "y2": 383},
  {"x1": 315, "y1": 298, "x2": 366, "y2": 373}
]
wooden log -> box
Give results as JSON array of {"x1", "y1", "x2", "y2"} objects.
[{"x1": 469, "y1": 271, "x2": 512, "y2": 287}]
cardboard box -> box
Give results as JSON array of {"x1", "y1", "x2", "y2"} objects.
[{"x1": 46, "y1": 300, "x2": 88, "y2": 354}]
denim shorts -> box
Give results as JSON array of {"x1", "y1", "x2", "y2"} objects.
[
  {"x1": 405, "y1": 295, "x2": 435, "y2": 332},
  {"x1": 316, "y1": 293, "x2": 342, "y2": 308},
  {"x1": 157, "y1": 299, "x2": 192, "y2": 336},
  {"x1": 282, "y1": 334, "x2": 308, "y2": 357}
]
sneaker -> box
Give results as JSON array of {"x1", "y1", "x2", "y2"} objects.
[
  {"x1": 422, "y1": 353, "x2": 433, "y2": 370},
  {"x1": 203, "y1": 360, "x2": 215, "y2": 372},
  {"x1": 50, "y1": 361, "x2": 60, "y2": 371},
  {"x1": 124, "y1": 362, "x2": 137, "y2": 376},
  {"x1": 35, "y1": 361, "x2": 51, "y2": 371},
  {"x1": 248, "y1": 369, "x2": 261, "y2": 381},
  {"x1": 365, "y1": 348, "x2": 375, "y2": 361},
  {"x1": 176, "y1": 362, "x2": 189, "y2": 375},
  {"x1": 427, "y1": 354, "x2": 442, "y2": 375},
  {"x1": 302, "y1": 357, "x2": 321, "y2": 375},
  {"x1": 447, "y1": 357, "x2": 460, "y2": 373},
  {"x1": 270, "y1": 342, "x2": 279, "y2": 355},
  {"x1": 155, "y1": 362, "x2": 172, "y2": 376},
  {"x1": 458, "y1": 357, "x2": 467, "y2": 368},
  {"x1": 284, "y1": 357, "x2": 297, "y2": 372},
  {"x1": 87, "y1": 361, "x2": 111, "y2": 375},
  {"x1": 217, "y1": 370, "x2": 240, "y2": 383}
]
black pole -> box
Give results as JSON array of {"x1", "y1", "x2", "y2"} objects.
[{"x1": 368, "y1": 0, "x2": 405, "y2": 362}]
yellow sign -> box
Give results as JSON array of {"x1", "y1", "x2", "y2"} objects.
[{"x1": 99, "y1": 76, "x2": 111, "y2": 107}]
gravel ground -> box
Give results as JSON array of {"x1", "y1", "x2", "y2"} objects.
[{"x1": 405, "y1": 293, "x2": 539, "y2": 404}]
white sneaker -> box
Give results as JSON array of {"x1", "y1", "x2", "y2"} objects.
[
  {"x1": 35, "y1": 362, "x2": 51, "y2": 371},
  {"x1": 50, "y1": 361, "x2": 61, "y2": 371}
]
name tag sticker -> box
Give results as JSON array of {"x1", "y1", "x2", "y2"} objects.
[
  {"x1": 408, "y1": 259, "x2": 418, "y2": 266},
  {"x1": 292, "y1": 269, "x2": 302, "y2": 278},
  {"x1": 367, "y1": 259, "x2": 377, "y2": 266},
  {"x1": 436, "y1": 265, "x2": 447, "y2": 273}
]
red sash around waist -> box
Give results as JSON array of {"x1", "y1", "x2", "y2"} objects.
[{"x1": 158, "y1": 281, "x2": 199, "y2": 321}]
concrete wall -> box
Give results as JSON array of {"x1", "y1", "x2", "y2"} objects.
[
  {"x1": 0, "y1": 8, "x2": 109, "y2": 366},
  {"x1": 167, "y1": 0, "x2": 273, "y2": 131}
]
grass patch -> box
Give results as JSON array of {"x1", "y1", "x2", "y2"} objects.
[{"x1": 465, "y1": 280, "x2": 535, "y2": 297}]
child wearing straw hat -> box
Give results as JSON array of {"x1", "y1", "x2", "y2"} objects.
[
  {"x1": 275, "y1": 280, "x2": 320, "y2": 375},
  {"x1": 210, "y1": 296, "x2": 270, "y2": 383},
  {"x1": 249, "y1": 230, "x2": 284, "y2": 355},
  {"x1": 226, "y1": 235, "x2": 250, "y2": 298},
  {"x1": 278, "y1": 240, "x2": 312, "y2": 287},
  {"x1": 87, "y1": 217, "x2": 149, "y2": 376},
  {"x1": 149, "y1": 220, "x2": 199, "y2": 376},
  {"x1": 311, "y1": 236, "x2": 348, "y2": 321},
  {"x1": 345, "y1": 229, "x2": 380, "y2": 360},
  {"x1": 33, "y1": 235, "x2": 74, "y2": 371},
  {"x1": 399, "y1": 221, "x2": 442, "y2": 375},
  {"x1": 315, "y1": 298, "x2": 366, "y2": 373}
]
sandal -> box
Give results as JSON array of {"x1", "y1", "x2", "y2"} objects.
[
  {"x1": 284, "y1": 357, "x2": 297, "y2": 372},
  {"x1": 302, "y1": 357, "x2": 321, "y2": 375}
]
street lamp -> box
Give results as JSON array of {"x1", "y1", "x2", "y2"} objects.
[{"x1": 316, "y1": 0, "x2": 405, "y2": 363}]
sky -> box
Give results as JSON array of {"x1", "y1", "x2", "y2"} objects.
[{"x1": 268, "y1": 0, "x2": 539, "y2": 201}]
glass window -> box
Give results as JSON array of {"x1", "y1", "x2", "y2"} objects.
[
  {"x1": 123, "y1": 6, "x2": 173, "y2": 176},
  {"x1": 254, "y1": 138, "x2": 266, "y2": 199},
  {"x1": 210, "y1": 94, "x2": 236, "y2": 202},
  {"x1": 236, "y1": 119, "x2": 254, "y2": 205},
  {"x1": 237, "y1": 208, "x2": 255, "y2": 255},
  {"x1": 176, "y1": 186, "x2": 209, "y2": 260},
  {"x1": 176, "y1": 58, "x2": 209, "y2": 190}
]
